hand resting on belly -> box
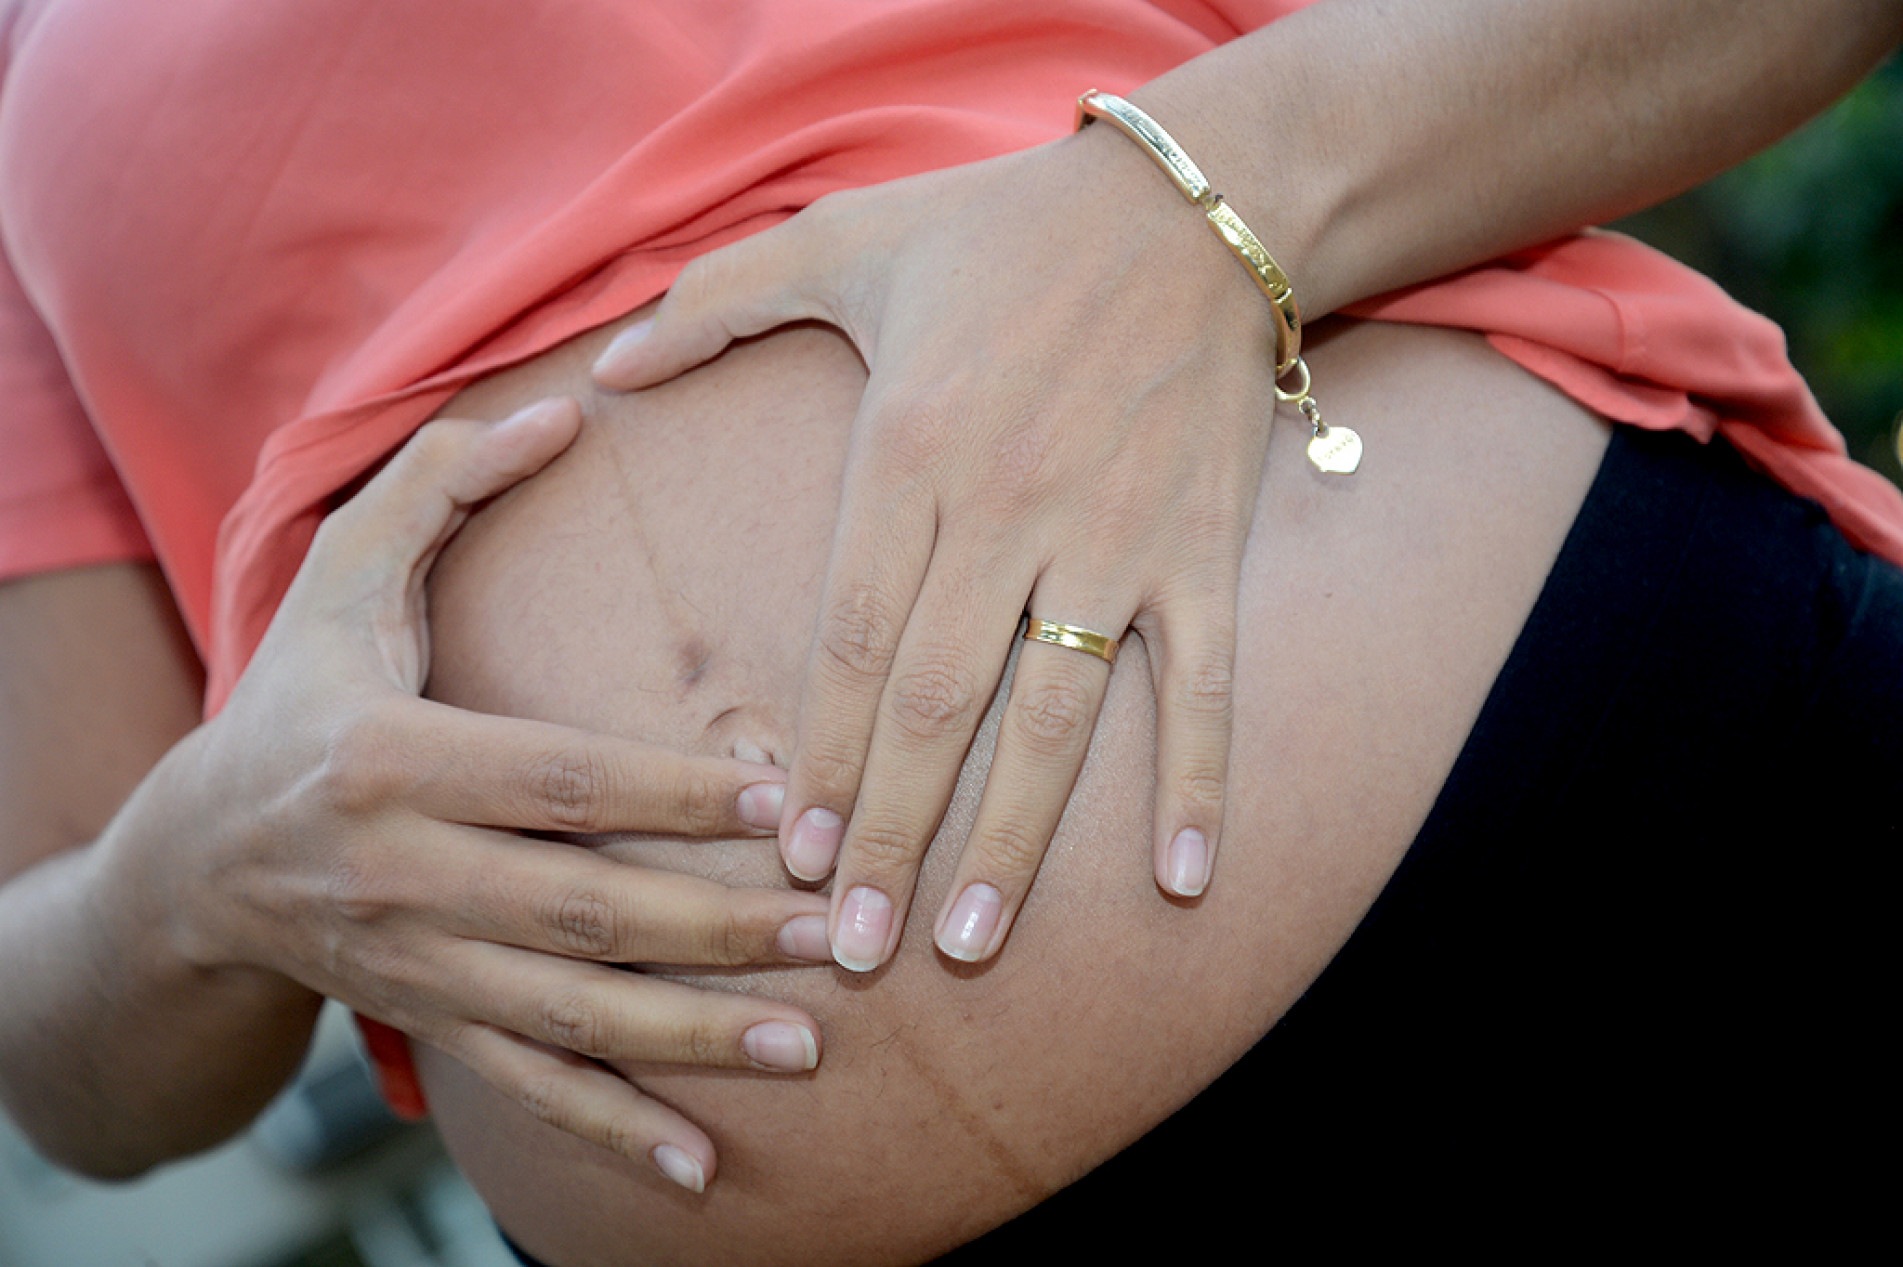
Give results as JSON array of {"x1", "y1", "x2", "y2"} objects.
[{"x1": 414, "y1": 310, "x2": 1608, "y2": 1265}]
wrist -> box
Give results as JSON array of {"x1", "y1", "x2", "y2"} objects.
[
  {"x1": 1042, "y1": 112, "x2": 1283, "y2": 352},
  {"x1": 1123, "y1": 44, "x2": 1365, "y2": 321},
  {"x1": 91, "y1": 731, "x2": 310, "y2": 1006},
  {"x1": 1069, "y1": 87, "x2": 1362, "y2": 473}
]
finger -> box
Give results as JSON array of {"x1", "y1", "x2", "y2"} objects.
[
  {"x1": 825, "y1": 560, "x2": 1027, "y2": 972},
  {"x1": 372, "y1": 699, "x2": 792, "y2": 838},
  {"x1": 1141, "y1": 590, "x2": 1239, "y2": 899},
  {"x1": 450, "y1": 833, "x2": 831, "y2": 968},
  {"x1": 778, "y1": 484, "x2": 937, "y2": 883},
  {"x1": 306, "y1": 399, "x2": 582, "y2": 591},
  {"x1": 933, "y1": 613, "x2": 1118, "y2": 962},
  {"x1": 591, "y1": 207, "x2": 848, "y2": 391},
  {"x1": 445, "y1": 1024, "x2": 719, "y2": 1191},
  {"x1": 452, "y1": 944, "x2": 822, "y2": 1077}
]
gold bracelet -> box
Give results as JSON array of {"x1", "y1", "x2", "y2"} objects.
[{"x1": 1075, "y1": 89, "x2": 1360, "y2": 475}]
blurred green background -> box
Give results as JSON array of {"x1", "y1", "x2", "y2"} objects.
[{"x1": 1616, "y1": 52, "x2": 1903, "y2": 487}]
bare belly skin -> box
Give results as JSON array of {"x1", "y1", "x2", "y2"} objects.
[{"x1": 416, "y1": 305, "x2": 1609, "y2": 1265}]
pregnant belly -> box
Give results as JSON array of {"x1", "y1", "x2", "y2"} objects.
[{"x1": 411, "y1": 307, "x2": 1607, "y2": 1265}]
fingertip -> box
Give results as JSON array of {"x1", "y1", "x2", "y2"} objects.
[
  {"x1": 496, "y1": 394, "x2": 581, "y2": 430},
  {"x1": 737, "y1": 781, "x2": 786, "y2": 832},
  {"x1": 1161, "y1": 826, "x2": 1211, "y2": 898},
  {"x1": 651, "y1": 1142, "x2": 711, "y2": 1194},
  {"x1": 783, "y1": 806, "x2": 844, "y2": 881},
  {"x1": 591, "y1": 319, "x2": 654, "y2": 388},
  {"x1": 776, "y1": 912, "x2": 832, "y2": 962},
  {"x1": 488, "y1": 396, "x2": 582, "y2": 468},
  {"x1": 741, "y1": 1019, "x2": 821, "y2": 1073},
  {"x1": 830, "y1": 884, "x2": 893, "y2": 973},
  {"x1": 934, "y1": 881, "x2": 1004, "y2": 962}
]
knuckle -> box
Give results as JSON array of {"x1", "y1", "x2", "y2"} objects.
[
  {"x1": 816, "y1": 582, "x2": 904, "y2": 683},
  {"x1": 975, "y1": 817, "x2": 1047, "y2": 879},
  {"x1": 321, "y1": 927, "x2": 386, "y2": 989},
  {"x1": 794, "y1": 741, "x2": 864, "y2": 806},
  {"x1": 977, "y1": 424, "x2": 1060, "y2": 514},
  {"x1": 598, "y1": 1114, "x2": 643, "y2": 1162},
  {"x1": 542, "y1": 887, "x2": 624, "y2": 958},
  {"x1": 1174, "y1": 653, "x2": 1236, "y2": 721},
  {"x1": 397, "y1": 419, "x2": 465, "y2": 480},
  {"x1": 681, "y1": 1017, "x2": 737, "y2": 1067},
  {"x1": 667, "y1": 254, "x2": 718, "y2": 315},
  {"x1": 322, "y1": 847, "x2": 392, "y2": 927},
  {"x1": 666, "y1": 765, "x2": 730, "y2": 837},
  {"x1": 1172, "y1": 763, "x2": 1227, "y2": 816},
  {"x1": 1011, "y1": 673, "x2": 1095, "y2": 757},
  {"x1": 417, "y1": 1016, "x2": 469, "y2": 1056},
  {"x1": 513, "y1": 1074, "x2": 567, "y2": 1128},
  {"x1": 701, "y1": 904, "x2": 758, "y2": 967},
  {"x1": 872, "y1": 399, "x2": 958, "y2": 483},
  {"x1": 539, "y1": 992, "x2": 610, "y2": 1056},
  {"x1": 315, "y1": 703, "x2": 410, "y2": 814},
  {"x1": 527, "y1": 747, "x2": 611, "y2": 831},
  {"x1": 886, "y1": 654, "x2": 982, "y2": 743},
  {"x1": 844, "y1": 817, "x2": 924, "y2": 872}
]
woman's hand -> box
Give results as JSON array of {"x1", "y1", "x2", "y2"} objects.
[
  {"x1": 123, "y1": 399, "x2": 830, "y2": 1188},
  {"x1": 593, "y1": 126, "x2": 1284, "y2": 971}
]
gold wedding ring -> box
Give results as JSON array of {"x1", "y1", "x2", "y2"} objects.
[{"x1": 1023, "y1": 618, "x2": 1120, "y2": 664}]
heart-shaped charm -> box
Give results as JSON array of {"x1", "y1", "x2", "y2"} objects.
[{"x1": 1307, "y1": 425, "x2": 1362, "y2": 475}]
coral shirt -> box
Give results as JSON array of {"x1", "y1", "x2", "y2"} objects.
[{"x1": 4, "y1": 0, "x2": 1901, "y2": 1114}]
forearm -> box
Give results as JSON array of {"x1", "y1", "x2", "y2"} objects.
[
  {"x1": 0, "y1": 811, "x2": 320, "y2": 1178},
  {"x1": 4, "y1": 417, "x2": 840, "y2": 1187},
  {"x1": 1126, "y1": 0, "x2": 1903, "y2": 317},
  {"x1": 0, "y1": 566, "x2": 319, "y2": 1177}
]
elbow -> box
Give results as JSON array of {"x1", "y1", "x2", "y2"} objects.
[
  {"x1": 0, "y1": 1106, "x2": 169, "y2": 1183},
  {"x1": 0, "y1": 1072, "x2": 246, "y2": 1183},
  {"x1": 39, "y1": 1144, "x2": 166, "y2": 1185}
]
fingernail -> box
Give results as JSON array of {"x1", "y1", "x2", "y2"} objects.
[
  {"x1": 737, "y1": 782, "x2": 785, "y2": 831},
  {"x1": 832, "y1": 886, "x2": 892, "y2": 972},
  {"x1": 784, "y1": 807, "x2": 843, "y2": 881},
  {"x1": 651, "y1": 1143, "x2": 706, "y2": 1194},
  {"x1": 593, "y1": 319, "x2": 653, "y2": 376},
  {"x1": 495, "y1": 396, "x2": 569, "y2": 431},
  {"x1": 742, "y1": 1020, "x2": 819, "y2": 1073},
  {"x1": 777, "y1": 913, "x2": 831, "y2": 961},
  {"x1": 936, "y1": 883, "x2": 1003, "y2": 962},
  {"x1": 1166, "y1": 828, "x2": 1209, "y2": 897}
]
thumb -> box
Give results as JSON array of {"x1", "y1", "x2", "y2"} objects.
[
  {"x1": 592, "y1": 208, "x2": 850, "y2": 391},
  {"x1": 302, "y1": 397, "x2": 582, "y2": 599}
]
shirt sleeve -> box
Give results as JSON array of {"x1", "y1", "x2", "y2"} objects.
[{"x1": 0, "y1": 239, "x2": 154, "y2": 583}]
